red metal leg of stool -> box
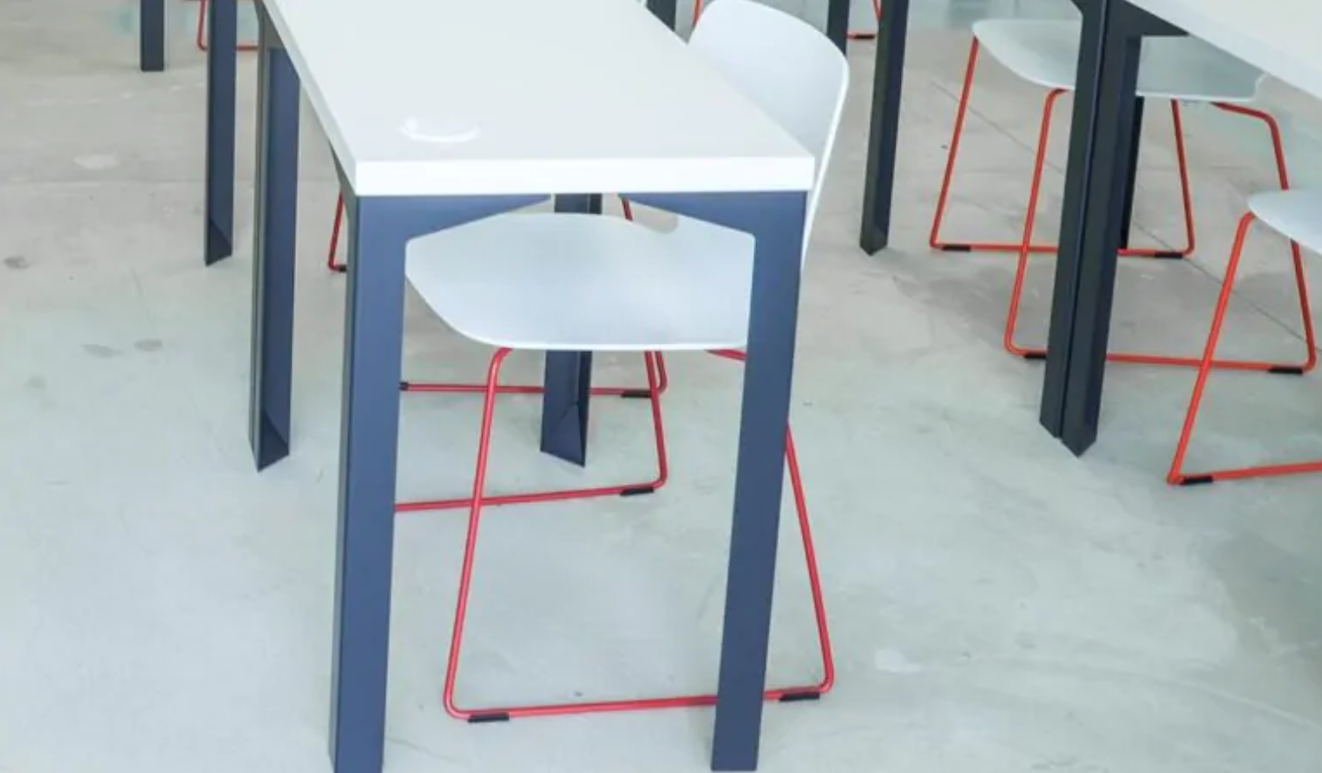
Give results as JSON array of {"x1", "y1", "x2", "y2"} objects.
[
  {"x1": 1168, "y1": 213, "x2": 1322, "y2": 486},
  {"x1": 1004, "y1": 97, "x2": 1314, "y2": 373},
  {"x1": 196, "y1": 0, "x2": 258, "y2": 53},
  {"x1": 397, "y1": 351, "x2": 669, "y2": 514},
  {"x1": 847, "y1": 0, "x2": 884, "y2": 41},
  {"x1": 327, "y1": 193, "x2": 347, "y2": 273},
  {"x1": 930, "y1": 41, "x2": 1195, "y2": 260},
  {"x1": 442, "y1": 348, "x2": 832, "y2": 721}
]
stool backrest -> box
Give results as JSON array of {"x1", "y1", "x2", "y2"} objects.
[{"x1": 689, "y1": 0, "x2": 849, "y2": 262}]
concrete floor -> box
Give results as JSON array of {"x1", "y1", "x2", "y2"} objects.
[{"x1": 3, "y1": 1, "x2": 1322, "y2": 772}]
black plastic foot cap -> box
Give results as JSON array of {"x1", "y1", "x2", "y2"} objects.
[
  {"x1": 938, "y1": 244, "x2": 973, "y2": 253},
  {"x1": 620, "y1": 486, "x2": 655, "y2": 497},
  {"x1": 468, "y1": 712, "x2": 511, "y2": 724},
  {"x1": 778, "y1": 691, "x2": 822, "y2": 703},
  {"x1": 1179, "y1": 475, "x2": 1215, "y2": 487},
  {"x1": 1269, "y1": 365, "x2": 1306, "y2": 375},
  {"x1": 1023, "y1": 352, "x2": 1047, "y2": 361},
  {"x1": 619, "y1": 389, "x2": 652, "y2": 399}
]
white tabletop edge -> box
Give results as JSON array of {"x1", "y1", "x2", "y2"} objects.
[
  {"x1": 349, "y1": 157, "x2": 816, "y2": 198},
  {"x1": 259, "y1": 0, "x2": 817, "y2": 199}
]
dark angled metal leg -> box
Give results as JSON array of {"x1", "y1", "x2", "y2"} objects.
[
  {"x1": 1117, "y1": 97, "x2": 1145, "y2": 249},
  {"x1": 859, "y1": 0, "x2": 910, "y2": 254},
  {"x1": 1039, "y1": 0, "x2": 1182, "y2": 453},
  {"x1": 825, "y1": 0, "x2": 850, "y2": 52},
  {"x1": 328, "y1": 196, "x2": 408, "y2": 773},
  {"x1": 248, "y1": 7, "x2": 300, "y2": 471},
  {"x1": 139, "y1": 0, "x2": 165, "y2": 72},
  {"x1": 646, "y1": 0, "x2": 678, "y2": 29},
  {"x1": 711, "y1": 192, "x2": 808, "y2": 771},
  {"x1": 538, "y1": 194, "x2": 601, "y2": 467},
  {"x1": 205, "y1": 0, "x2": 237, "y2": 265},
  {"x1": 327, "y1": 190, "x2": 541, "y2": 773}
]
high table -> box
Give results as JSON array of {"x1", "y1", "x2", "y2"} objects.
[
  {"x1": 230, "y1": 0, "x2": 818, "y2": 772},
  {"x1": 859, "y1": 0, "x2": 1190, "y2": 455}
]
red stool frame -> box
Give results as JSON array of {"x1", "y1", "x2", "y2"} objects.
[
  {"x1": 933, "y1": 39, "x2": 1311, "y2": 374},
  {"x1": 395, "y1": 350, "x2": 670, "y2": 514},
  {"x1": 1167, "y1": 212, "x2": 1320, "y2": 486},
  {"x1": 1001, "y1": 95, "x2": 1310, "y2": 371},
  {"x1": 930, "y1": 39, "x2": 1196, "y2": 260},
  {"x1": 196, "y1": 0, "x2": 257, "y2": 52},
  {"x1": 439, "y1": 348, "x2": 833, "y2": 721}
]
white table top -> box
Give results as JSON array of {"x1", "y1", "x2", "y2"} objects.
[
  {"x1": 262, "y1": 0, "x2": 816, "y2": 197},
  {"x1": 1130, "y1": 0, "x2": 1322, "y2": 102}
]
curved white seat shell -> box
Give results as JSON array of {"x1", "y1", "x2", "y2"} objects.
[
  {"x1": 973, "y1": 19, "x2": 1265, "y2": 104},
  {"x1": 1247, "y1": 189, "x2": 1322, "y2": 251},
  {"x1": 405, "y1": 213, "x2": 755, "y2": 352}
]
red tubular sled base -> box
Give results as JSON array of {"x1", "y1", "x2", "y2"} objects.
[
  {"x1": 430, "y1": 348, "x2": 834, "y2": 721},
  {"x1": 929, "y1": 38, "x2": 1197, "y2": 260},
  {"x1": 1167, "y1": 212, "x2": 1321, "y2": 486},
  {"x1": 932, "y1": 38, "x2": 1314, "y2": 375},
  {"x1": 395, "y1": 350, "x2": 670, "y2": 514}
]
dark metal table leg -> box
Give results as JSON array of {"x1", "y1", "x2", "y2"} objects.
[
  {"x1": 325, "y1": 189, "x2": 542, "y2": 773},
  {"x1": 1039, "y1": 0, "x2": 1182, "y2": 454},
  {"x1": 620, "y1": 188, "x2": 810, "y2": 770},
  {"x1": 139, "y1": 0, "x2": 165, "y2": 72},
  {"x1": 327, "y1": 190, "x2": 416, "y2": 773},
  {"x1": 710, "y1": 192, "x2": 808, "y2": 772},
  {"x1": 539, "y1": 194, "x2": 601, "y2": 467},
  {"x1": 647, "y1": 0, "x2": 678, "y2": 30},
  {"x1": 248, "y1": 5, "x2": 300, "y2": 471},
  {"x1": 858, "y1": 0, "x2": 910, "y2": 254},
  {"x1": 1118, "y1": 97, "x2": 1146, "y2": 249},
  {"x1": 205, "y1": 0, "x2": 238, "y2": 266},
  {"x1": 825, "y1": 0, "x2": 850, "y2": 52}
]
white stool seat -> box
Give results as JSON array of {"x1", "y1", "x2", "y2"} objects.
[
  {"x1": 1248, "y1": 189, "x2": 1322, "y2": 251},
  {"x1": 405, "y1": 212, "x2": 756, "y2": 352},
  {"x1": 973, "y1": 19, "x2": 1264, "y2": 104}
]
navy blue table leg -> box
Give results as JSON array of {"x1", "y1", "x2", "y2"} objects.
[
  {"x1": 205, "y1": 0, "x2": 238, "y2": 266},
  {"x1": 248, "y1": 4, "x2": 300, "y2": 471},
  {"x1": 599, "y1": 189, "x2": 808, "y2": 770},
  {"x1": 139, "y1": 0, "x2": 165, "y2": 72},
  {"x1": 858, "y1": 0, "x2": 909, "y2": 254},
  {"x1": 1039, "y1": 0, "x2": 1182, "y2": 453},
  {"x1": 328, "y1": 191, "x2": 540, "y2": 773},
  {"x1": 646, "y1": 0, "x2": 678, "y2": 29},
  {"x1": 1117, "y1": 97, "x2": 1145, "y2": 250},
  {"x1": 328, "y1": 195, "x2": 409, "y2": 773},
  {"x1": 538, "y1": 194, "x2": 600, "y2": 467},
  {"x1": 825, "y1": 0, "x2": 850, "y2": 52},
  {"x1": 711, "y1": 192, "x2": 808, "y2": 771}
]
